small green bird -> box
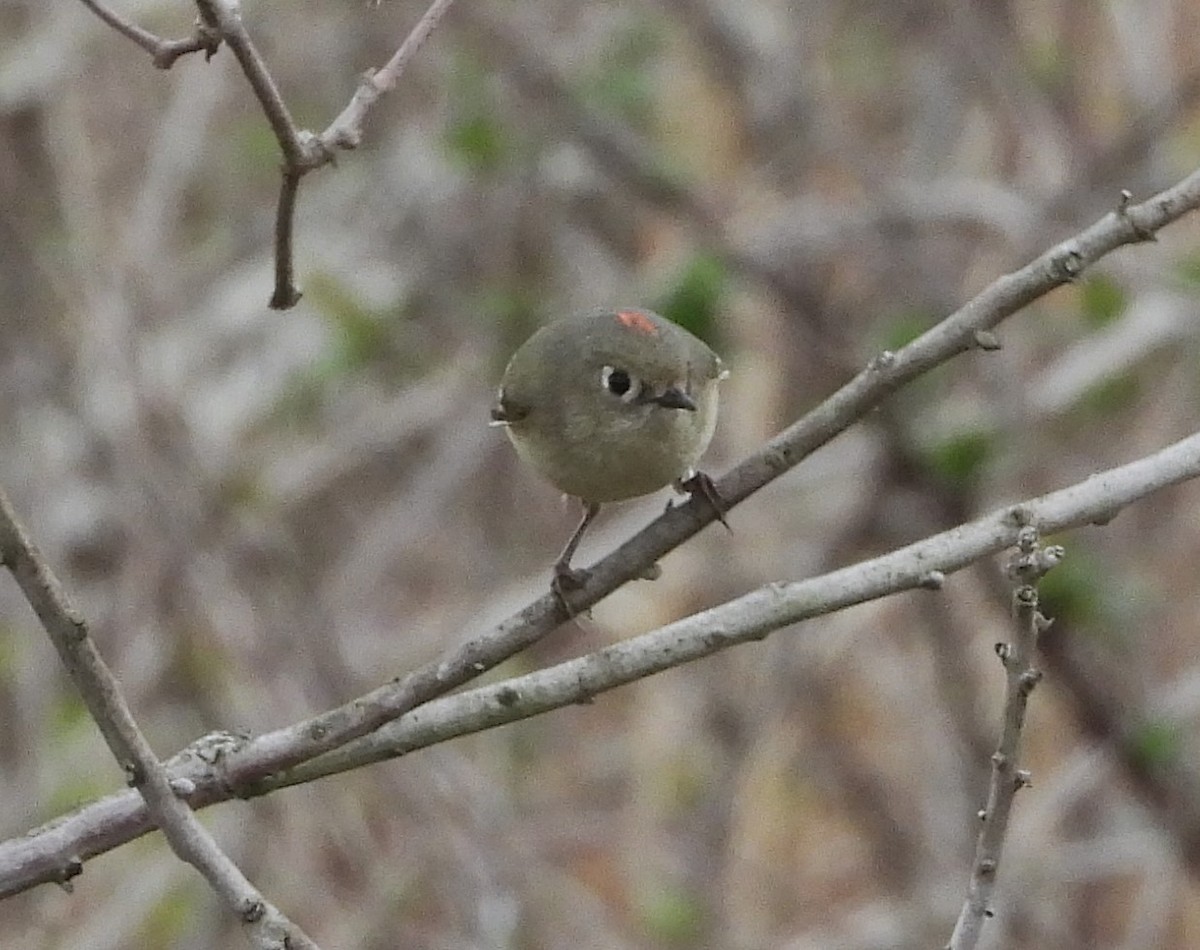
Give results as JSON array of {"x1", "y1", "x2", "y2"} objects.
[{"x1": 492, "y1": 308, "x2": 727, "y2": 590}]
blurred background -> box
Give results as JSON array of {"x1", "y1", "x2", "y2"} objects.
[{"x1": 3, "y1": 0, "x2": 1200, "y2": 947}]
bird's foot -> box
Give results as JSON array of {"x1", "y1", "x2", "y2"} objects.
[
  {"x1": 551, "y1": 561, "x2": 590, "y2": 614},
  {"x1": 677, "y1": 470, "x2": 731, "y2": 532}
]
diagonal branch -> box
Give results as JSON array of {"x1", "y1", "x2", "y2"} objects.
[
  {"x1": 0, "y1": 490, "x2": 321, "y2": 950},
  {"x1": 321, "y1": 0, "x2": 461, "y2": 151},
  {"x1": 6, "y1": 149, "x2": 1200, "y2": 904},
  {"x1": 3, "y1": 429, "x2": 1198, "y2": 900},
  {"x1": 265, "y1": 433, "x2": 1199, "y2": 789},
  {"x1": 195, "y1": 164, "x2": 1200, "y2": 793}
]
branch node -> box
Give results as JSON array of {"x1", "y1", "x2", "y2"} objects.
[
  {"x1": 240, "y1": 898, "x2": 266, "y2": 923},
  {"x1": 918, "y1": 569, "x2": 946, "y2": 590},
  {"x1": 1015, "y1": 524, "x2": 1039, "y2": 553},
  {"x1": 123, "y1": 760, "x2": 143, "y2": 786},
  {"x1": 1013, "y1": 769, "x2": 1033, "y2": 790},
  {"x1": 1117, "y1": 188, "x2": 1157, "y2": 242},
  {"x1": 972, "y1": 329, "x2": 1002, "y2": 351},
  {"x1": 1005, "y1": 505, "x2": 1033, "y2": 528},
  {"x1": 496, "y1": 686, "x2": 520, "y2": 708},
  {"x1": 869, "y1": 350, "x2": 897, "y2": 372},
  {"x1": 1054, "y1": 247, "x2": 1085, "y2": 282},
  {"x1": 55, "y1": 856, "x2": 84, "y2": 891}
]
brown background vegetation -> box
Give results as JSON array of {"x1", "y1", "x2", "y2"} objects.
[{"x1": 4, "y1": 0, "x2": 1200, "y2": 947}]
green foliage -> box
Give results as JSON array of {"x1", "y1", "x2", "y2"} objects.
[
  {"x1": 270, "y1": 275, "x2": 418, "y2": 429},
  {"x1": 829, "y1": 20, "x2": 895, "y2": 96},
  {"x1": 1175, "y1": 252, "x2": 1200, "y2": 287},
  {"x1": 1027, "y1": 36, "x2": 1070, "y2": 93},
  {"x1": 443, "y1": 54, "x2": 515, "y2": 173},
  {"x1": 655, "y1": 253, "x2": 727, "y2": 347},
  {"x1": 135, "y1": 881, "x2": 199, "y2": 948},
  {"x1": 480, "y1": 286, "x2": 543, "y2": 373},
  {"x1": 1036, "y1": 547, "x2": 1109, "y2": 630},
  {"x1": 444, "y1": 113, "x2": 511, "y2": 173},
  {"x1": 50, "y1": 690, "x2": 92, "y2": 739},
  {"x1": 580, "y1": 21, "x2": 665, "y2": 128},
  {"x1": 924, "y1": 430, "x2": 994, "y2": 485},
  {"x1": 230, "y1": 120, "x2": 283, "y2": 179},
  {"x1": 1128, "y1": 718, "x2": 1182, "y2": 771},
  {"x1": 1079, "y1": 274, "x2": 1127, "y2": 328},
  {"x1": 0, "y1": 626, "x2": 15, "y2": 677},
  {"x1": 1079, "y1": 371, "x2": 1140, "y2": 415},
  {"x1": 306, "y1": 273, "x2": 396, "y2": 373},
  {"x1": 638, "y1": 882, "x2": 705, "y2": 945}
]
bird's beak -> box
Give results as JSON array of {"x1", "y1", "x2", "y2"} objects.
[{"x1": 652, "y1": 386, "x2": 697, "y2": 411}]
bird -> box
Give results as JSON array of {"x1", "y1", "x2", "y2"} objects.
[{"x1": 491, "y1": 307, "x2": 727, "y2": 594}]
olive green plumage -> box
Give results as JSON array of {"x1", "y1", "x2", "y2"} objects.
[{"x1": 493, "y1": 308, "x2": 724, "y2": 505}]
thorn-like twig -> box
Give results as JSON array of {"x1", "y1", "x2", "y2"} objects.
[{"x1": 948, "y1": 526, "x2": 1060, "y2": 950}]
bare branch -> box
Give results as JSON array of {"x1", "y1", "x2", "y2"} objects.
[
  {"x1": 4, "y1": 159, "x2": 1200, "y2": 901},
  {"x1": 321, "y1": 0, "x2": 461, "y2": 151},
  {"x1": 80, "y1": 0, "x2": 458, "y2": 307},
  {"x1": 268, "y1": 436, "x2": 1194, "y2": 788},
  {"x1": 77, "y1": 0, "x2": 221, "y2": 68},
  {"x1": 0, "y1": 490, "x2": 321, "y2": 950},
  {"x1": 3, "y1": 428, "x2": 1197, "y2": 899},
  {"x1": 62, "y1": 165, "x2": 1200, "y2": 806},
  {"x1": 194, "y1": 0, "x2": 307, "y2": 165},
  {"x1": 948, "y1": 528, "x2": 1063, "y2": 950},
  {"x1": 269, "y1": 170, "x2": 304, "y2": 309}
]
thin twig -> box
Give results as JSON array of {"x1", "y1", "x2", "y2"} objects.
[
  {"x1": 76, "y1": 0, "x2": 221, "y2": 68},
  {"x1": 947, "y1": 527, "x2": 1063, "y2": 949},
  {"x1": 194, "y1": 0, "x2": 308, "y2": 164},
  {"x1": 270, "y1": 170, "x2": 304, "y2": 309},
  {"x1": 2, "y1": 428, "x2": 1198, "y2": 898},
  {"x1": 79, "y1": 0, "x2": 459, "y2": 307},
  {"x1": 322, "y1": 0, "x2": 461, "y2": 150},
  {"x1": 0, "y1": 489, "x2": 322, "y2": 950}
]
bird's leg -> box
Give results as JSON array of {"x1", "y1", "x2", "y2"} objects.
[
  {"x1": 552, "y1": 501, "x2": 600, "y2": 598},
  {"x1": 676, "y1": 470, "x2": 731, "y2": 532}
]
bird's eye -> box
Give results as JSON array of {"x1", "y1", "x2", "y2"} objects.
[{"x1": 600, "y1": 365, "x2": 640, "y2": 402}]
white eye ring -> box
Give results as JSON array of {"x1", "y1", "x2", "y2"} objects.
[{"x1": 600, "y1": 365, "x2": 641, "y2": 403}]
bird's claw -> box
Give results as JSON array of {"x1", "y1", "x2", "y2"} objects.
[
  {"x1": 678, "y1": 471, "x2": 731, "y2": 531},
  {"x1": 551, "y1": 562, "x2": 590, "y2": 615}
]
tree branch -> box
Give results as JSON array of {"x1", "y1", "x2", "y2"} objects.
[
  {"x1": 0, "y1": 489, "x2": 321, "y2": 949},
  {"x1": 5, "y1": 157, "x2": 1200, "y2": 901},
  {"x1": 948, "y1": 527, "x2": 1062, "y2": 949},
  {"x1": 267, "y1": 434, "x2": 1198, "y2": 789},
  {"x1": 76, "y1": 0, "x2": 221, "y2": 68},
  {"x1": 3, "y1": 429, "x2": 1197, "y2": 900},
  {"x1": 320, "y1": 0, "x2": 461, "y2": 151},
  {"x1": 77, "y1": 0, "x2": 460, "y2": 308}
]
